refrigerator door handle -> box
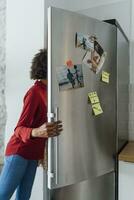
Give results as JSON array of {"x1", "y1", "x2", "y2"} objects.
[{"x1": 55, "y1": 107, "x2": 59, "y2": 184}]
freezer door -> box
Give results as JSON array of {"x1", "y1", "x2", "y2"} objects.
[
  {"x1": 48, "y1": 7, "x2": 117, "y2": 189},
  {"x1": 50, "y1": 172, "x2": 115, "y2": 200}
]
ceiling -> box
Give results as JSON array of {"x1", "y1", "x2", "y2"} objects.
[{"x1": 46, "y1": 0, "x2": 127, "y2": 11}]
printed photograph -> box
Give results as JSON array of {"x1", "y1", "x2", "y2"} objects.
[
  {"x1": 75, "y1": 32, "x2": 95, "y2": 51},
  {"x1": 56, "y1": 64, "x2": 84, "y2": 91},
  {"x1": 76, "y1": 32, "x2": 107, "y2": 74},
  {"x1": 83, "y1": 50, "x2": 107, "y2": 74}
]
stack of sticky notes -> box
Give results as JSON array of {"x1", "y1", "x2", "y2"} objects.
[{"x1": 88, "y1": 92, "x2": 103, "y2": 116}]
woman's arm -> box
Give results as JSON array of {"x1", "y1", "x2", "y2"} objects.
[
  {"x1": 14, "y1": 89, "x2": 62, "y2": 143},
  {"x1": 14, "y1": 89, "x2": 41, "y2": 143},
  {"x1": 31, "y1": 121, "x2": 62, "y2": 138}
]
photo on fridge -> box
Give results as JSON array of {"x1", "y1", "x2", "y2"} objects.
[
  {"x1": 56, "y1": 64, "x2": 84, "y2": 91},
  {"x1": 75, "y1": 32, "x2": 95, "y2": 51},
  {"x1": 83, "y1": 50, "x2": 107, "y2": 74}
]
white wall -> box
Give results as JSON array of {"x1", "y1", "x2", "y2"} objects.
[
  {"x1": 119, "y1": 161, "x2": 134, "y2": 200},
  {"x1": 79, "y1": 0, "x2": 131, "y2": 40},
  {"x1": 0, "y1": 0, "x2": 6, "y2": 166},
  {"x1": 6, "y1": 0, "x2": 44, "y2": 199},
  {"x1": 45, "y1": 0, "x2": 127, "y2": 12}
]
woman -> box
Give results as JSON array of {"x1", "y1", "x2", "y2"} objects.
[{"x1": 0, "y1": 49, "x2": 62, "y2": 200}]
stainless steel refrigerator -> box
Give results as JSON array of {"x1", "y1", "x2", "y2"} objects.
[{"x1": 44, "y1": 7, "x2": 129, "y2": 200}]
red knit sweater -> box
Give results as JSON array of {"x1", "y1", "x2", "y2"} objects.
[{"x1": 5, "y1": 81, "x2": 47, "y2": 160}]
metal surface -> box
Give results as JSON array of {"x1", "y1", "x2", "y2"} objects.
[
  {"x1": 55, "y1": 107, "x2": 59, "y2": 184},
  {"x1": 49, "y1": 172, "x2": 115, "y2": 200},
  {"x1": 115, "y1": 28, "x2": 129, "y2": 200},
  {"x1": 103, "y1": 19, "x2": 129, "y2": 200},
  {"x1": 104, "y1": 19, "x2": 129, "y2": 152},
  {"x1": 48, "y1": 7, "x2": 117, "y2": 189},
  {"x1": 117, "y1": 27, "x2": 129, "y2": 152},
  {"x1": 48, "y1": 7, "x2": 54, "y2": 189},
  {"x1": 104, "y1": 19, "x2": 129, "y2": 43}
]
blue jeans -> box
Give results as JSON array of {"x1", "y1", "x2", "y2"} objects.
[{"x1": 0, "y1": 155, "x2": 38, "y2": 200}]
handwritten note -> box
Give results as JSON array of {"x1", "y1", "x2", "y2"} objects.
[
  {"x1": 101, "y1": 71, "x2": 110, "y2": 83},
  {"x1": 92, "y1": 103, "x2": 103, "y2": 116},
  {"x1": 88, "y1": 92, "x2": 99, "y2": 104},
  {"x1": 88, "y1": 91, "x2": 103, "y2": 116}
]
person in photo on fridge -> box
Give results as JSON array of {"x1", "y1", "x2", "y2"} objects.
[
  {"x1": 74, "y1": 65, "x2": 82, "y2": 87},
  {"x1": 67, "y1": 68, "x2": 75, "y2": 88},
  {"x1": 0, "y1": 49, "x2": 63, "y2": 200}
]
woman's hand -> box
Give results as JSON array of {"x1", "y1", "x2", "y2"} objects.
[{"x1": 31, "y1": 120, "x2": 63, "y2": 138}]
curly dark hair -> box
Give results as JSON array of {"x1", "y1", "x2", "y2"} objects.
[{"x1": 30, "y1": 49, "x2": 47, "y2": 80}]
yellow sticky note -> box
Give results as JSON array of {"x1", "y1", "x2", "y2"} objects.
[
  {"x1": 92, "y1": 103, "x2": 103, "y2": 116},
  {"x1": 102, "y1": 71, "x2": 110, "y2": 83},
  {"x1": 88, "y1": 92, "x2": 99, "y2": 104}
]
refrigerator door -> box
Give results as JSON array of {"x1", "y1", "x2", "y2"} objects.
[
  {"x1": 48, "y1": 7, "x2": 117, "y2": 189},
  {"x1": 104, "y1": 19, "x2": 129, "y2": 153},
  {"x1": 117, "y1": 27, "x2": 129, "y2": 152}
]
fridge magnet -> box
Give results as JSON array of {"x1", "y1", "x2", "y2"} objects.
[
  {"x1": 101, "y1": 71, "x2": 110, "y2": 84},
  {"x1": 66, "y1": 59, "x2": 74, "y2": 68},
  {"x1": 56, "y1": 64, "x2": 84, "y2": 91},
  {"x1": 88, "y1": 92, "x2": 99, "y2": 104},
  {"x1": 92, "y1": 103, "x2": 103, "y2": 116},
  {"x1": 75, "y1": 32, "x2": 95, "y2": 51}
]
